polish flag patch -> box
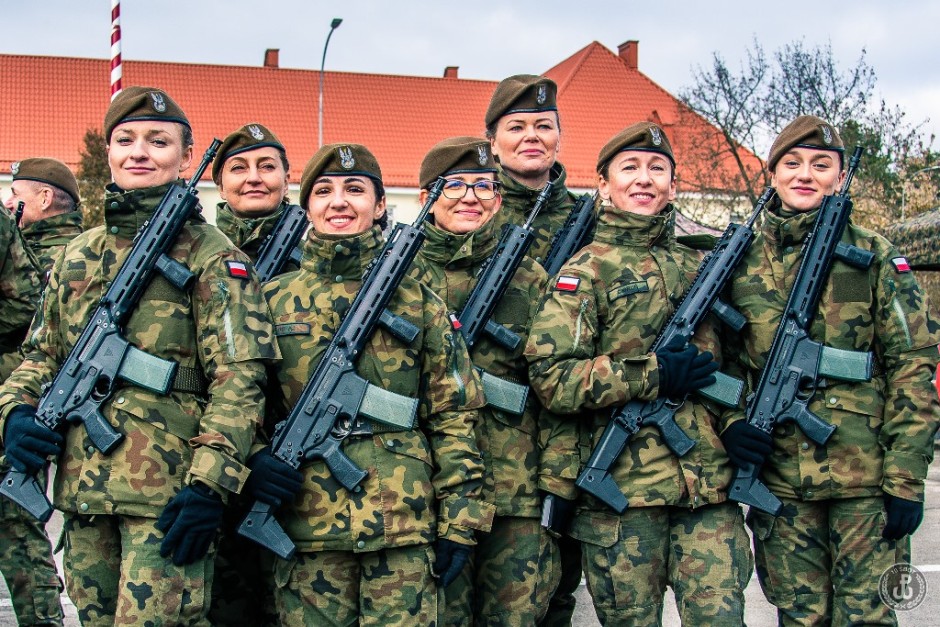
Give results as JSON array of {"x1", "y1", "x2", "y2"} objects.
[
  {"x1": 555, "y1": 275, "x2": 580, "y2": 292},
  {"x1": 226, "y1": 260, "x2": 250, "y2": 280},
  {"x1": 891, "y1": 257, "x2": 911, "y2": 273},
  {"x1": 448, "y1": 312, "x2": 463, "y2": 330}
]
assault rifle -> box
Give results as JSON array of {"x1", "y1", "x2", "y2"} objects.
[
  {"x1": 1, "y1": 140, "x2": 222, "y2": 522},
  {"x1": 542, "y1": 192, "x2": 597, "y2": 276},
  {"x1": 254, "y1": 204, "x2": 307, "y2": 282},
  {"x1": 453, "y1": 181, "x2": 553, "y2": 415},
  {"x1": 729, "y1": 147, "x2": 874, "y2": 516},
  {"x1": 575, "y1": 188, "x2": 775, "y2": 513},
  {"x1": 238, "y1": 178, "x2": 447, "y2": 559}
]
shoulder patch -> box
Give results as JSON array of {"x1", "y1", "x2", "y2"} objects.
[
  {"x1": 448, "y1": 312, "x2": 463, "y2": 330},
  {"x1": 891, "y1": 257, "x2": 911, "y2": 273},
  {"x1": 555, "y1": 275, "x2": 580, "y2": 292},
  {"x1": 225, "y1": 260, "x2": 250, "y2": 280}
]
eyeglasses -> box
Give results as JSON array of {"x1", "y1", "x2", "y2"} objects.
[{"x1": 440, "y1": 179, "x2": 501, "y2": 200}]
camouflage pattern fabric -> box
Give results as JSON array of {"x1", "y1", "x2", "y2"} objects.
[
  {"x1": 263, "y1": 225, "x2": 494, "y2": 554},
  {"x1": 20, "y1": 210, "x2": 84, "y2": 276},
  {"x1": 726, "y1": 200, "x2": 940, "y2": 504},
  {"x1": 0, "y1": 206, "x2": 42, "y2": 381},
  {"x1": 0, "y1": 180, "x2": 278, "y2": 510},
  {"x1": 215, "y1": 201, "x2": 297, "y2": 269},
  {"x1": 409, "y1": 220, "x2": 560, "y2": 624},
  {"x1": 749, "y1": 496, "x2": 910, "y2": 626},
  {"x1": 491, "y1": 162, "x2": 580, "y2": 266},
  {"x1": 579, "y1": 502, "x2": 751, "y2": 625},
  {"x1": 273, "y1": 545, "x2": 438, "y2": 626},
  {"x1": 208, "y1": 528, "x2": 278, "y2": 626},
  {"x1": 442, "y1": 516, "x2": 559, "y2": 626},
  {"x1": 0, "y1": 478, "x2": 63, "y2": 626},
  {"x1": 538, "y1": 534, "x2": 582, "y2": 627},
  {"x1": 62, "y1": 513, "x2": 216, "y2": 626}
]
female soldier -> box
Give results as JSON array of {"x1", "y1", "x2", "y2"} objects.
[
  {"x1": 243, "y1": 143, "x2": 494, "y2": 625},
  {"x1": 485, "y1": 73, "x2": 584, "y2": 626},
  {"x1": 526, "y1": 122, "x2": 752, "y2": 625},
  {"x1": 212, "y1": 122, "x2": 298, "y2": 267},
  {"x1": 409, "y1": 136, "x2": 559, "y2": 624},
  {"x1": 722, "y1": 115, "x2": 940, "y2": 625},
  {"x1": 0, "y1": 86, "x2": 279, "y2": 626}
]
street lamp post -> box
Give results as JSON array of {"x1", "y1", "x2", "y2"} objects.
[
  {"x1": 901, "y1": 165, "x2": 940, "y2": 221},
  {"x1": 318, "y1": 18, "x2": 343, "y2": 148}
]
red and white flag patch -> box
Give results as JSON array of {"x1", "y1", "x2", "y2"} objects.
[
  {"x1": 891, "y1": 257, "x2": 911, "y2": 273},
  {"x1": 226, "y1": 260, "x2": 250, "y2": 280},
  {"x1": 555, "y1": 275, "x2": 580, "y2": 292},
  {"x1": 448, "y1": 312, "x2": 463, "y2": 330}
]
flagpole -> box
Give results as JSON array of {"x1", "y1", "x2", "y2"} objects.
[{"x1": 110, "y1": 0, "x2": 122, "y2": 101}]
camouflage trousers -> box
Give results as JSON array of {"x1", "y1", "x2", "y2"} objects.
[
  {"x1": 442, "y1": 515, "x2": 559, "y2": 626},
  {"x1": 537, "y1": 533, "x2": 582, "y2": 627},
  {"x1": 0, "y1": 468, "x2": 63, "y2": 626},
  {"x1": 274, "y1": 544, "x2": 438, "y2": 626},
  {"x1": 61, "y1": 513, "x2": 216, "y2": 626},
  {"x1": 577, "y1": 502, "x2": 751, "y2": 626},
  {"x1": 749, "y1": 495, "x2": 910, "y2": 626},
  {"x1": 208, "y1": 513, "x2": 278, "y2": 626}
]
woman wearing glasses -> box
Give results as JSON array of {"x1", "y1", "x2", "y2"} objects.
[{"x1": 409, "y1": 137, "x2": 559, "y2": 625}]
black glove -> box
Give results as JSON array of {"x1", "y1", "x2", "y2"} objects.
[
  {"x1": 882, "y1": 494, "x2": 924, "y2": 540},
  {"x1": 3, "y1": 405, "x2": 63, "y2": 474},
  {"x1": 654, "y1": 337, "x2": 719, "y2": 399},
  {"x1": 433, "y1": 538, "x2": 471, "y2": 588},
  {"x1": 244, "y1": 447, "x2": 304, "y2": 508},
  {"x1": 540, "y1": 492, "x2": 576, "y2": 536},
  {"x1": 156, "y1": 483, "x2": 224, "y2": 566},
  {"x1": 720, "y1": 421, "x2": 774, "y2": 468}
]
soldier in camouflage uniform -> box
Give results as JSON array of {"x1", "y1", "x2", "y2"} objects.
[
  {"x1": 485, "y1": 74, "x2": 585, "y2": 626},
  {"x1": 526, "y1": 123, "x2": 753, "y2": 625},
  {"x1": 721, "y1": 115, "x2": 940, "y2": 626},
  {"x1": 213, "y1": 122, "x2": 301, "y2": 269},
  {"x1": 408, "y1": 136, "x2": 561, "y2": 625},
  {"x1": 0, "y1": 86, "x2": 279, "y2": 626},
  {"x1": 0, "y1": 186, "x2": 56, "y2": 625},
  {"x1": 208, "y1": 122, "x2": 297, "y2": 627},
  {"x1": 242, "y1": 143, "x2": 495, "y2": 625},
  {"x1": 5, "y1": 157, "x2": 84, "y2": 273}
]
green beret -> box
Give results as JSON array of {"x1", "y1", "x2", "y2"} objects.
[
  {"x1": 767, "y1": 115, "x2": 844, "y2": 172},
  {"x1": 104, "y1": 86, "x2": 190, "y2": 141},
  {"x1": 484, "y1": 74, "x2": 558, "y2": 128},
  {"x1": 419, "y1": 136, "x2": 497, "y2": 189},
  {"x1": 299, "y1": 143, "x2": 383, "y2": 210},
  {"x1": 212, "y1": 123, "x2": 286, "y2": 184},
  {"x1": 596, "y1": 122, "x2": 675, "y2": 174},
  {"x1": 11, "y1": 157, "x2": 80, "y2": 203}
]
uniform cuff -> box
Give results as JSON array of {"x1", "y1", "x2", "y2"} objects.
[
  {"x1": 882, "y1": 450, "x2": 929, "y2": 502},
  {"x1": 187, "y1": 444, "x2": 250, "y2": 496}
]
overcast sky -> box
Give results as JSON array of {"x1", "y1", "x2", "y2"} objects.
[{"x1": 6, "y1": 0, "x2": 939, "y2": 145}]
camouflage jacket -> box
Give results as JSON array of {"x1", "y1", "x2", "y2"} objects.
[
  {"x1": 0, "y1": 181, "x2": 279, "y2": 516},
  {"x1": 21, "y1": 211, "x2": 84, "y2": 275},
  {"x1": 264, "y1": 225, "x2": 495, "y2": 552},
  {"x1": 410, "y1": 219, "x2": 555, "y2": 518},
  {"x1": 215, "y1": 201, "x2": 298, "y2": 269},
  {"x1": 726, "y1": 200, "x2": 940, "y2": 503},
  {"x1": 526, "y1": 204, "x2": 733, "y2": 523},
  {"x1": 0, "y1": 207, "x2": 42, "y2": 381},
  {"x1": 493, "y1": 162, "x2": 579, "y2": 265}
]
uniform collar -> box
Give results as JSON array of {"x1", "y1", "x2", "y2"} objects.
[
  {"x1": 301, "y1": 224, "x2": 385, "y2": 279},
  {"x1": 419, "y1": 219, "x2": 498, "y2": 267},
  {"x1": 498, "y1": 161, "x2": 570, "y2": 206},
  {"x1": 215, "y1": 201, "x2": 286, "y2": 249},
  {"x1": 593, "y1": 202, "x2": 676, "y2": 249},
  {"x1": 761, "y1": 196, "x2": 819, "y2": 247},
  {"x1": 21, "y1": 211, "x2": 83, "y2": 244}
]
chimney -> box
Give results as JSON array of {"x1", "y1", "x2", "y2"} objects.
[
  {"x1": 264, "y1": 48, "x2": 279, "y2": 68},
  {"x1": 618, "y1": 40, "x2": 638, "y2": 70},
  {"x1": 443, "y1": 66, "x2": 459, "y2": 79}
]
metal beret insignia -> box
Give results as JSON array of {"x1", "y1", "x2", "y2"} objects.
[
  {"x1": 338, "y1": 146, "x2": 355, "y2": 170},
  {"x1": 821, "y1": 124, "x2": 833, "y2": 145},
  {"x1": 10, "y1": 162, "x2": 19, "y2": 175},
  {"x1": 650, "y1": 126, "x2": 663, "y2": 146},
  {"x1": 248, "y1": 125, "x2": 265, "y2": 141},
  {"x1": 150, "y1": 92, "x2": 167, "y2": 113},
  {"x1": 477, "y1": 145, "x2": 488, "y2": 166},
  {"x1": 536, "y1": 84, "x2": 547, "y2": 105}
]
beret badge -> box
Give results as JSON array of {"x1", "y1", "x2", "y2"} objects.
[
  {"x1": 821, "y1": 125, "x2": 833, "y2": 145},
  {"x1": 650, "y1": 126, "x2": 663, "y2": 146},
  {"x1": 248, "y1": 125, "x2": 265, "y2": 141},
  {"x1": 10, "y1": 162, "x2": 19, "y2": 176},
  {"x1": 150, "y1": 92, "x2": 167, "y2": 113},
  {"x1": 338, "y1": 146, "x2": 355, "y2": 170},
  {"x1": 536, "y1": 84, "x2": 547, "y2": 105},
  {"x1": 477, "y1": 145, "x2": 488, "y2": 166}
]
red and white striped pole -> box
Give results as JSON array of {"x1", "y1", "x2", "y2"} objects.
[{"x1": 110, "y1": 0, "x2": 122, "y2": 101}]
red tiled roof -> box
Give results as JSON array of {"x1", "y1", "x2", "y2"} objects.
[{"x1": 0, "y1": 42, "x2": 757, "y2": 189}]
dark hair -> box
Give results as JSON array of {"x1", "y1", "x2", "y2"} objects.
[
  {"x1": 49, "y1": 186, "x2": 78, "y2": 213},
  {"x1": 372, "y1": 178, "x2": 388, "y2": 229}
]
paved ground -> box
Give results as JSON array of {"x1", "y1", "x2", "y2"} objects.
[{"x1": 3, "y1": 457, "x2": 940, "y2": 626}]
